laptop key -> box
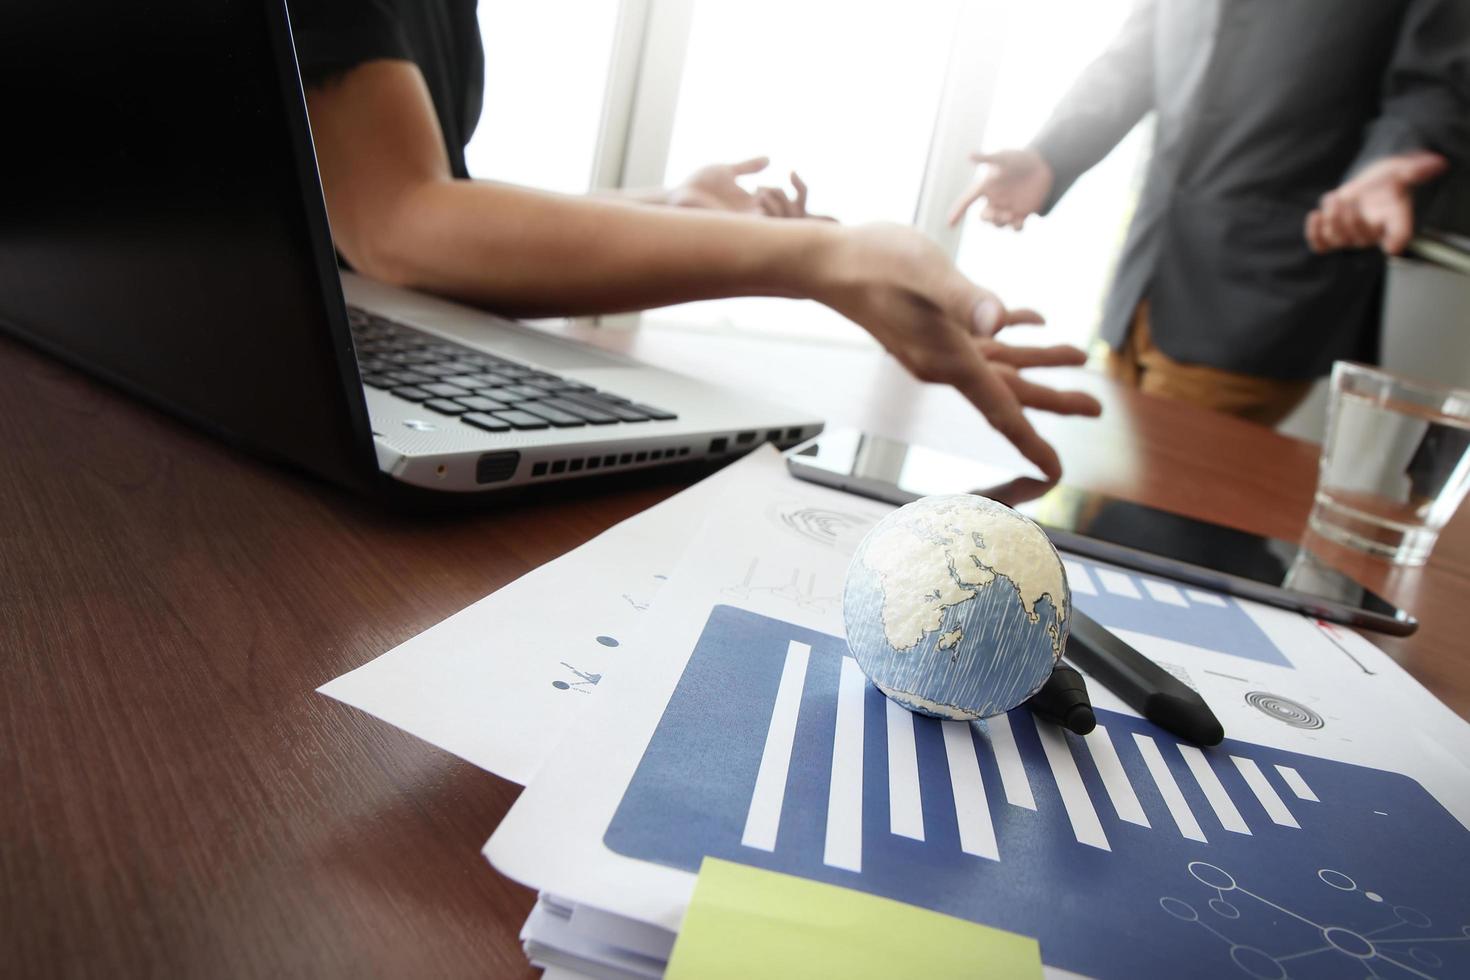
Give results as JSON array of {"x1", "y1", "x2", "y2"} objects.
[
  {"x1": 459, "y1": 395, "x2": 511, "y2": 413},
  {"x1": 361, "y1": 373, "x2": 396, "y2": 389},
  {"x1": 387, "y1": 369, "x2": 433, "y2": 385},
  {"x1": 516, "y1": 402, "x2": 587, "y2": 428},
  {"x1": 559, "y1": 393, "x2": 653, "y2": 421},
  {"x1": 491, "y1": 410, "x2": 551, "y2": 430},
  {"x1": 529, "y1": 379, "x2": 595, "y2": 393},
  {"x1": 444, "y1": 374, "x2": 488, "y2": 389},
  {"x1": 391, "y1": 385, "x2": 433, "y2": 402},
  {"x1": 424, "y1": 398, "x2": 469, "y2": 415},
  {"x1": 461, "y1": 412, "x2": 512, "y2": 432},
  {"x1": 630, "y1": 403, "x2": 678, "y2": 421},
  {"x1": 421, "y1": 382, "x2": 471, "y2": 398},
  {"x1": 473, "y1": 372, "x2": 518, "y2": 387},
  {"x1": 541, "y1": 397, "x2": 618, "y2": 424},
  {"x1": 497, "y1": 384, "x2": 549, "y2": 401}
]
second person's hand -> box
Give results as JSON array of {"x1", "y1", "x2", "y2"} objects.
[
  {"x1": 805, "y1": 222, "x2": 1101, "y2": 481},
  {"x1": 947, "y1": 148, "x2": 1055, "y2": 230}
]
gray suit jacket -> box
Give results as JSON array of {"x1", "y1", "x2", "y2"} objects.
[{"x1": 1031, "y1": 0, "x2": 1470, "y2": 379}]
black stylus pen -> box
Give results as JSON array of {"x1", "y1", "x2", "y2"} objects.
[{"x1": 1066, "y1": 608, "x2": 1225, "y2": 746}]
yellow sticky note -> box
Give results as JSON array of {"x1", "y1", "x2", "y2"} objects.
[{"x1": 665, "y1": 858, "x2": 1041, "y2": 979}]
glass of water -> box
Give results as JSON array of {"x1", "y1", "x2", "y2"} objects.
[{"x1": 1310, "y1": 362, "x2": 1470, "y2": 565}]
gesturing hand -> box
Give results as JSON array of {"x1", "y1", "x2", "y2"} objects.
[
  {"x1": 669, "y1": 157, "x2": 821, "y2": 219},
  {"x1": 947, "y1": 149, "x2": 1056, "y2": 230},
  {"x1": 811, "y1": 223, "x2": 1101, "y2": 480},
  {"x1": 1305, "y1": 151, "x2": 1448, "y2": 255}
]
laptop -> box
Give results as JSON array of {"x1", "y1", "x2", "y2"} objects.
[{"x1": 0, "y1": 0, "x2": 821, "y2": 498}]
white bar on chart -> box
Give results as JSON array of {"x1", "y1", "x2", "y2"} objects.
[
  {"x1": 740, "y1": 641, "x2": 810, "y2": 852},
  {"x1": 1275, "y1": 764, "x2": 1321, "y2": 803},
  {"x1": 1185, "y1": 588, "x2": 1228, "y2": 607},
  {"x1": 1035, "y1": 718, "x2": 1110, "y2": 851},
  {"x1": 1178, "y1": 745, "x2": 1251, "y2": 835},
  {"x1": 885, "y1": 698, "x2": 924, "y2": 841},
  {"x1": 1063, "y1": 560, "x2": 1097, "y2": 595},
  {"x1": 1142, "y1": 579, "x2": 1189, "y2": 607},
  {"x1": 985, "y1": 713, "x2": 1036, "y2": 810},
  {"x1": 1095, "y1": 568, "x2": 1142, "y2": 599},
  {"x1": 1134, "y1": 733, "x2": 1207, "y2": 843},
  {"x1": 941, "y1": 721, "x2": 999, "y2": 861},
  {"x1": 1084, "y1": 725, "x2": 1149, "y2": 827},
  {"x1": 1232, "y1": 756, "x2": 1299, "y2": 828},
  {"x1": 823, "y1": 657, "x2": 866, "y2": 872}
]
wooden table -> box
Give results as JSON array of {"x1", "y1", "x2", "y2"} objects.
[{"x1": 5, "y1": 320, "x2": 1467, "y2": 977}]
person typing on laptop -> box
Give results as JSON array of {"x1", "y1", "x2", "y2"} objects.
[{"x1": 289, "y1": 0, "x2": 1102, "y2": 481}]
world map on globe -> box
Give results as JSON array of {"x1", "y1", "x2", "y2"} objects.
[{"x1": 842, "y1": 494, "x2": 1071, "y2": 720}]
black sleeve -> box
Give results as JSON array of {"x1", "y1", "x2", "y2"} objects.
[
  {"x1": 1346, "y1": 0, "x2": 1470, "y2": 176},
  {"x1": 286, "y1": 0, "x2": 414, "y2": 89}
]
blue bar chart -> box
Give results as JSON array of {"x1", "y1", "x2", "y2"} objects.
[{"x1": 606, "y1": 606, "x2": 1470, "y2": 978}]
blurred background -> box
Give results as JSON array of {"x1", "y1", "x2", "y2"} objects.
[
  {"x1": 466, "y1": 0, "x2": 1147, "y2": 355},
  {"x1": 464, "y1": 0, "x2": 1469, "y2": 440}
]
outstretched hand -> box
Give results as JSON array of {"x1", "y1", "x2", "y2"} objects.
[
  {"x1": 669, "y1": 157, "x2": 826, "y2": 219},
  {"x1": 947, "y1": 148, "x2": 1056, "y2": 230},
  {"x1": 811, "y1": 223, "x2": 1101, "y2": 480},
  {"x1": 1305, "y1": 151, "x2": 1448, "y2": 255}
]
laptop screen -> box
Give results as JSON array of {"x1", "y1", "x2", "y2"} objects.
[{"x1": 0, "y1": 0, "x2": 377, "y2": 492}]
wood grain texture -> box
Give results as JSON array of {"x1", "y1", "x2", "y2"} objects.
[{"x1": 4, "y1": 320, "x2": 1467, "y2": 978}]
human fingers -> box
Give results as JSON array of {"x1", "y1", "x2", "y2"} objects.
[
  {"x1": 1389, "y1": 150, "x2": 1449, "y2": 187},
  {"x1": 1316, "y1": 193, "x2": 1346, "y2": 250},
  {"x1": 1323, "y1": 192, "x2": 1375, "y2": 250},
  {"x1": 729, "y1": 155, "x2": 770, "y2": 176},
  {"x1": 791, "y1": 171, "x2": 809, "y2": 216},
  {"x1": 977, "y1": 340, "x2": 1086, "y2": 368},
  {"x1": 756, "y1": 187, "x2": 796, "y2": 218},
  {"x1": 950, "y1": 351, "x2": 1065, "y2": 481},
  {"x1": 997, "y1": 368, "x2": 1104, "y2": 417},
  {"x1": 1305, "y1": 208, "x2": 1327, "y2": 253},
  {"x1": 1001, "y1": 307, "x2": 1045, "y2": 328},
  {"x1": 948, "y1": 179, "x2": 988, "y2": 226},
  {"x1": 1380, "y1": 197, "x2": 1415, "y2": 255},
  {"x1": 1326, "y1": 191, "x2": 1375, "y2": 248}
]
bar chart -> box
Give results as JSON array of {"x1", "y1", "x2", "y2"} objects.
[{"x1": 605, "y1": 605, "x2": 1470, "y2": 978}]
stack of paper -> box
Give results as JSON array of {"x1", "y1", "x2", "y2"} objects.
[{"x1": 323, "y1": 448, "x2": 1470, "y2": 979}]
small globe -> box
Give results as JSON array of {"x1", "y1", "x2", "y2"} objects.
[{"x1": 843, "y1": 494, "x2": 1070, "y2": 720}]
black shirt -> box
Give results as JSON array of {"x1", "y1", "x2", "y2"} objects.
[{"x1": 287, "y1": 0, "x2": 484, "y2": 179}]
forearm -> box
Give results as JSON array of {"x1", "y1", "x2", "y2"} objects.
[
  {"x1": 361, "y1": 177, "x2": 836, "y2": 317},
  {"x1": 589, "y1": 185, "x2": 673, "y2": 206}
]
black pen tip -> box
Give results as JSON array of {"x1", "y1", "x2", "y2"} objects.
[
  {"x1": 1065, "y1": 704, "x2": 1097, "y2": 736},
  {"x1": 1147, "y1": 694, "x2": 1224, "y2": 746}
]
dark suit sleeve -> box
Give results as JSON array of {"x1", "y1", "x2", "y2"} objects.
[
  {"x1": 1027, "y1": 0, "x2": 1156, "y2": 213},
  {"x1": 1348, "y1": 0, "x2": 1470, "y2": 175},
  {"x1": 286, "y1": 0, "x2": 413, "y2": 90}
]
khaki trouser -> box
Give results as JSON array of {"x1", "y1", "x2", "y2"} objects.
[{"x1": 1104, "y1": 300, "x2": 1314, "y2": 428}]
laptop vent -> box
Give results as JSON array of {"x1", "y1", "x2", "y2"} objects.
[
  {"x1": 523, "y1": 427, "x2": 812, "y2": 480},
  {"x1": 529, "y1": 446, "x2": 693, "y2": 478}
]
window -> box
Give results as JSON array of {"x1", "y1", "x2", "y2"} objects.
[
  {"x1": 463, "y1": 0, "x2": 1151, "y2": 354},
  {"x1": 640, "y1": 0, "x2": 963, "y2": 344},
  {"x1": 465, "y1": 1, "x2": 621, "y2": 193},
  {"x1": 952, "y1": 0, "x2": 1150, "y2": 353}
]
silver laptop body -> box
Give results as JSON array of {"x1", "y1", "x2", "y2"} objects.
[{"x1": 345, "y1": 274, "x2": 824, "y2": 492}]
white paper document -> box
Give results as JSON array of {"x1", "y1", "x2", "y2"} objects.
[
  {"x1": 318, "y1": 456, "x2": 736, "y2": 785},
  {"x1": 486, "y1": 452, "x2": 1470, "y2": 979}
]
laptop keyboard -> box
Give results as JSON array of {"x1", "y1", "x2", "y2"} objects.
[{"x1": 347, "y1": 306, "x2": 677, "y2": 432}]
